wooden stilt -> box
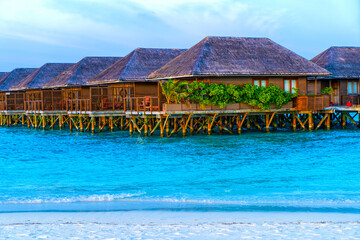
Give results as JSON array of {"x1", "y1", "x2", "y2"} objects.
[
  {"x1": 182, "y1": 116, "x2": 186, "y2": 136},
  {"x1": 69, "y1": 116, "x2": 72, "y2": 132},
  {"x1": 110, "y1": 116, "x2": 113, "y2": 132},
  {"x1": 342, "y1": 113, "x2": 346, "y2": 129},
  {"x1": 144, "y1": 117, "x2": 148, "y2": 136},
  {"x1": 292, "y1": 113, "x2": 296, "y2": 131},
  {"x1": 159, "y1": 117, "x2": 164, "y2": 137},
  {"x1": 308, "y1": 112, "x2": 314, "y2": 130},
  {"x1": 42, "y1": 116, "x2": 46, "y2": 129},
  {"x1": 190, "y1": 118, "x2": 194, "y2": 134},
  {"x1": 79, "y1": 117, "x2": 84, "y2": 132}
]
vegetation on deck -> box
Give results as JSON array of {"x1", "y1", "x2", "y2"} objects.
[{"x1": 161, "y1": 80, "x2": 298, "y2": 110}]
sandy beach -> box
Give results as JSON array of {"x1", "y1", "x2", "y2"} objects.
[{"x1": 1, "y1": 211, "x2": 360, "y2": 239}]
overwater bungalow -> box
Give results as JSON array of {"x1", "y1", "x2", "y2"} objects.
[
  {"x1": 43, "y1": 57, "x2": 121, "y2": 112},
  {"x1": 0, "y1": 68, "x2": 37, "y2": 111},
  {"x1": 10, "y1": 63, "x2": 74, "y2": 113},
  {"x1": 86, "y1": 48, "x2": 186, "y2": 112},
  {"x1": 311, "y1": 47, "x2": 360, "y2": 106},
  {"x1": 147, "y1": 36, "x2": 330, "y2": 111}
]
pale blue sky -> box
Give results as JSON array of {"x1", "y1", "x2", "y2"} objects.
[{"x1": 0, "y1": 0, "x2": 359, "y2": 72}]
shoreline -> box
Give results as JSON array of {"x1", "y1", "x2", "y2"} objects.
[{"x1": 1, "y1": 211, "x2": 360, "y2": 239}]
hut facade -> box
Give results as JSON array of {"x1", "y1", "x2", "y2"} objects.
[
  {"x1": 10, "y1": 63, "x2": 74, "y2": 112},
  {"x1": 87, "y1": 48, "x2": 186, "y2": 112},
  {"x1": 43, "y1": 57, "x2": 121, "y2": 112},
  {"x1": 147, "y1": 36, "x2": 330, "y2": 111},
  {"x1": 311, "y1": 47, "x2": 360, "y2": 105},
  {"x1": 0, "y1": 68, "x2": 37, "y2": 111}
]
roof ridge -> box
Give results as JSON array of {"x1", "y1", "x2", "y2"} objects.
[{"x1": 192, "y1": 37, "x2": 209, "y2": 75}]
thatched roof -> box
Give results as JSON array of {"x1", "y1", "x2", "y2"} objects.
[
  {"x1": 44, "y1": 57, "x2": 121, "y2": 88},
  {"x1": 88, "y1": 48, "x2": 186, "y2": 84},
  {"x1": 147, "y1": 36, "x2": 330, "y2": 80},
  {"x1": 0, "y1": 68, "x2": 37, "y2": 91},
  {"x1": 311, "y1": 47, "x2": 360, "y2": 79},
  {"x1": 0, "y1": 72, "x2": 7, "y2": 79},
  {"x1": 11, "y1": 63, "x2": 74, "y2": 91}
]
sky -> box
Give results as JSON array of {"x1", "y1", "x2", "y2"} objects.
[{"x1": 0, "y1": 0, "x2": 359, "y2": 72}]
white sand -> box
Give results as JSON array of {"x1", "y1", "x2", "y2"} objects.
[{"x1": 1, "y1": 211, "x2": 360, "y2": 239}]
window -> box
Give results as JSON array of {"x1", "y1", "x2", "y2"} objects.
[
  {"x1": 348, "y1": 81, "x2": 358, "y2": 94},
  {"x1": 284, "y1": 79, "x2": 298, "y2": 93},
  {"x1": 253, "y1": 79, "x2": 267, "y2": 87}
]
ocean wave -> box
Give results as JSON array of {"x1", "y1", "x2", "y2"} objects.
[
  {"x1": 2, "y1": 195, "x2": 360, "y2": 211},
  {"x1": 0, "y1": 192, "x2": 145, "y2": 204}
]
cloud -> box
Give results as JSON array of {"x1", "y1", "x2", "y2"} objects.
[{"x1": 0, "y1": 0, "x2": 136, "y2": 48}]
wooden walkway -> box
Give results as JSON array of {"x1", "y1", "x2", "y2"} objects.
[{"x1": 4, "y1": 106, "x2": 360, "y2": 137}]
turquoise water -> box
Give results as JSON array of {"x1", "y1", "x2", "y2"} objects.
[{"x1": 1, "y1": 127, "x2": 360, "y2": 213}]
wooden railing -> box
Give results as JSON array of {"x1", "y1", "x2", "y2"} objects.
[
  {"x1": 295, "y1": 95, "x2": 330, "y2": 111},
  {"x1": 65, "y1": 99, "x2": 91, "y2": 112},
  {"x1": 0, "y1": 101, "x2": 5, "y2": 111},
  {"x1": 25, "y1": 100, "x2": 43, "y2": 112},
  {"x1": 128, "y1": 97, "x2": 160, "y2": 114},
  {"x1": 341, "y1": 95, "x2": 360, "y2": 105}
]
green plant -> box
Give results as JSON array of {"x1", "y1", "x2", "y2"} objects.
[
  {"x1": 161, "y1": 80, "x2": 298, "y2": 110},
  {"x1": 321, "y1": 87, "x2": 334, "y2": 95},
  {"x1": 159, "y1": 79, "x2": 179, "y2": 104}
]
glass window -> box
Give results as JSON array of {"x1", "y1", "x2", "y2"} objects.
[
  {"x1": 348, "y1": 82, "x2": 353, "y2": 94},
  {"x1": 254, "y1": 80, "x2": 260, "y2": 86},
  {"x1": 261, "y1": 80, "x2": 267, "y2": 87},
  {"x1": 353, "y1": 82, "x2": 358, "y2": 94},
  {"x1": 284, "y1": 80, "x2": 290, "y2": 92},
  {"x1": 291, "y1": 80, "x2": 297, "y2": 93}
]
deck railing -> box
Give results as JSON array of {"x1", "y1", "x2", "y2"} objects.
[
  {"x1": 128, "y1": 97, "x2": 160, "y2": 114},
  {"x1": 341, "y1": 95, "x2": 360, "y2": 105},
  {"x1": 65, "y1": 99, "x2": 91, "y2": 112},
  {"x1": 295, "y1": 95, "x2": 330, "y2": 111},
  {"x1": 0, "y1": 101, "x2": 5, "y2": 111},
  {"x1": 25, "y1": 100, "x2": 43, "y2": 112}
]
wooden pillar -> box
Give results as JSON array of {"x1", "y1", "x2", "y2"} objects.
[
  {"x1": 166, "y1": 119, "x2": 170, "y2": 137},
  {"x1": 34, "y1": 115, "x2": 37, "y2": 129},
  {"x1": 219, "y1": 117, "x2": 223, "y2": 134},
  {"x1": 292, "y1": 113, "x2": 296, "y2": 131},
  {"x1": 189, "y1": 118, "x2": 194, "y2": 134},
  {"x1": 159, "y1": 117, "x2": 164, "y2": 137},
  {"x1": 326, "y1": 113, "x2": 331, "y2": 130},
  {"x1": 91, "y1": 117, "x2": 95, "y2": 133},
  {"x1": 129, "y1": 118, "x2": 133, "y2": 135},
  {"x1": 182, "y1": 116, "x2": 186, "y2": 137},
  {"x1": 59, "y1": 115, "x2": 62, "y2": 130},
  {"x1": 237, "y1": 115, "x2": 241, "y2": 134},
  {"x1": 265, "y1": 114, "x2": 270, "y2": 132},
  {"x1": 144, "y1": 117, "x2": 148, "y2": 136},
  {"x1": 207, "y1": 116, "x2": 211, "y2": 135},
  {"x1": 246, "y1": 116, "x2": 251, "y2": 130},
  {"x1": 69, "y1": 116, "x2": 72, "y2": 132},
  {"x1": 309, "y1": 112, "x2": 314, "y2": 130},
  {"x1": 27, "y1": 115, "x2": 30, "y2": 128},
  {"x1": 120, "y1": 116, "x2": 124, "y2": 131},
  {"x1": 342, "y1": 113, "x2": 346, "y2": 129},
  {"x1": 110, "y1": 116, "x2": 114, "y2": 132},
  {"x1": 7, "y1": 115, "x2": 10, "y2": 127},
  {"x1": 42, "y1": 116, "x2": 46, "y2": 129},
  {"x1": 22, "y1": 115, "x2": 25, "y2": 126},
  {"x1": 79, "y1": 117, "x2": 84, "y2": 132}
]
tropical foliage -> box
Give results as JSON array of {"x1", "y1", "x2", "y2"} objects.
[
  {"x1": 321, "y1": 87, "x2": 334, "y2": 95},
  {"x1": 160, "y1": 80, "x2": 298, "y2": 110}
]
